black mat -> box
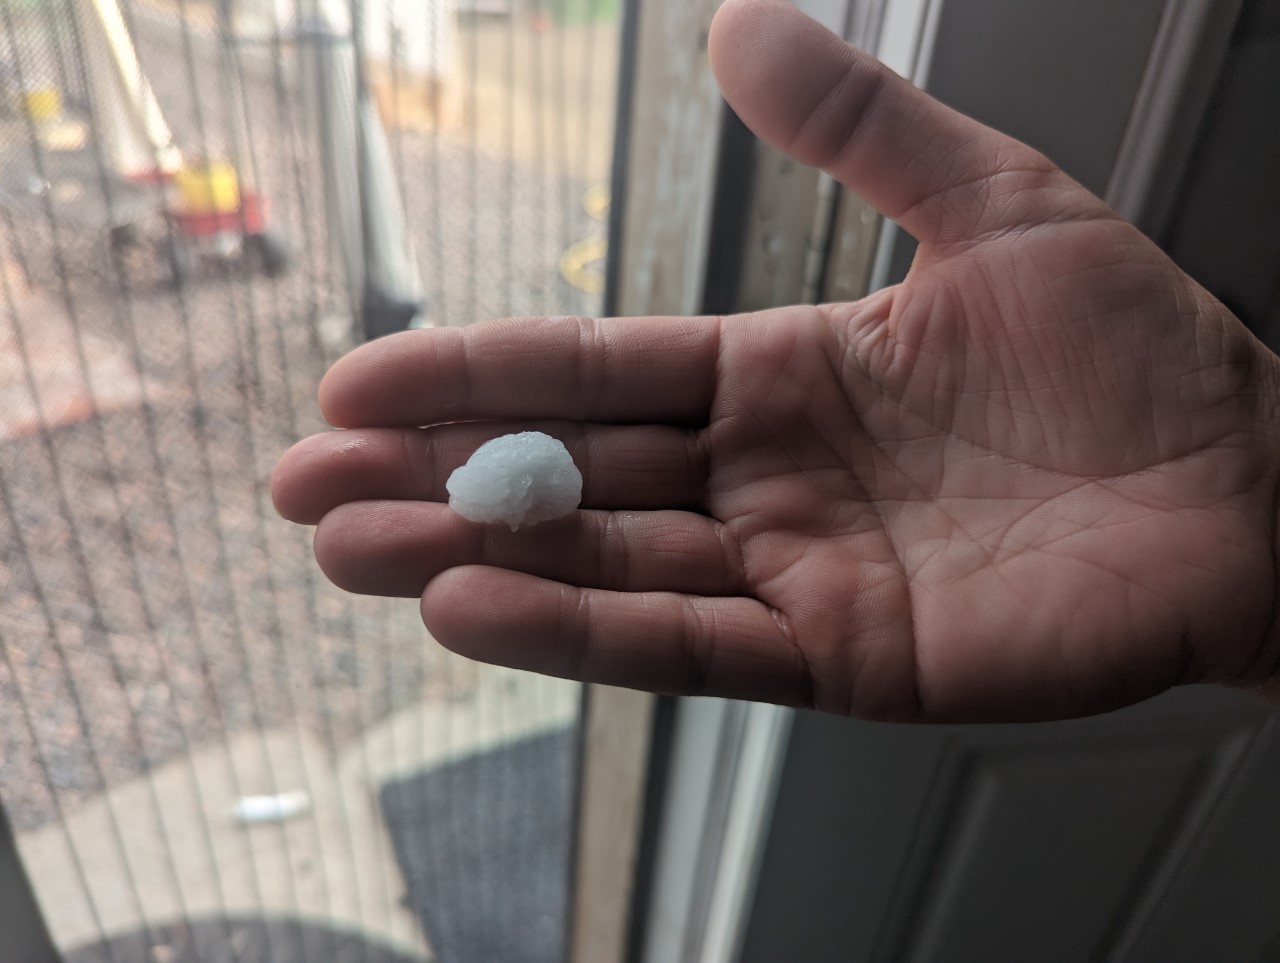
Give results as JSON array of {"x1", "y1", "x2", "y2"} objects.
[
  {"x1": 379, "y1": 726, "x2": 576, "y2": 963},
  {"x1": 61, "y1": 916, "x2": 422, "y2": 963}
]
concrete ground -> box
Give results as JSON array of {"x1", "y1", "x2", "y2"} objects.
[{"x1": 17, "y1": 665, "x2": 579, "y2": 960}]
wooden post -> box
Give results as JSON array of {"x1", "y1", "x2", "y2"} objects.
[{"x1": 610, "y1": 0, "x2": 729, "y2": 321}]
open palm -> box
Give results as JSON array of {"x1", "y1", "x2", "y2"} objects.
[{"x1": 273, "y1": 0, "x2": 1280, "y2": 721}]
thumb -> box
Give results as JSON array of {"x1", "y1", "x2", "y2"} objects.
[{"x1": 708, "y1": 0, "x2": 1108, "y2": 247}]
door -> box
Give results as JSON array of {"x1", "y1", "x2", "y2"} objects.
[{"x1": 742, "y1": 689, "x2": 1280, "y2": 962}]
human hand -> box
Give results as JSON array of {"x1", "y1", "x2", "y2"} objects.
[{"x1": 272, "y1": 0, "x2": 1280, "y2": 722}]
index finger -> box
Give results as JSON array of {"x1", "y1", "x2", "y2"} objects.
[{"x1": 319, "y1": 315, "x2": 722, "y2": 428}]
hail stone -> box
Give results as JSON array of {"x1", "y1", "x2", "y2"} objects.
[{"x1": 446, "y1": 431, "x2": 583, "y2": 531}]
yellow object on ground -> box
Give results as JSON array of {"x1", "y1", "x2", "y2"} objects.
[
  {"x1": 582, "y1": 183, "x2": 610, "y2": 219},
  {"x1": 559, "y1": 185, "x2": 610, "y2": 294},
  {"x1": 174, "y1": 163, "x2": 240, "y2": 215},
  {"x1": 23, "y1": 87, "x2": 61, "y2": 121},
  {"x1": 559, "y1": 235, "x2": 607, "y2": 295}
]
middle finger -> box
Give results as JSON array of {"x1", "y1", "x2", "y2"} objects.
[{"x1": 273, "y1": 421, "x2": 707, "y2": 525}]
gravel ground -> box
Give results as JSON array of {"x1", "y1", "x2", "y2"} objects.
[{"x1": 0, "y1": 4, "x2": 607, "y2": 835}]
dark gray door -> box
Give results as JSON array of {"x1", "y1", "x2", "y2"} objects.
[
  {"x1": 740, "y1": 689, "x2": 1279, "y2": 962},
  {"x1": 739, "y1": 1, "x2": 1280, "y2": 960}
]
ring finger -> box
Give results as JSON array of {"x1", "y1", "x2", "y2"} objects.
[{"x1": 313, "y1": 501, "x2": 743, "y2": 598}]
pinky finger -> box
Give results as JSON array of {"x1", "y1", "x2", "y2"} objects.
[{"x1": 421, "y1": 566, "x2": 811, "y2": 707}]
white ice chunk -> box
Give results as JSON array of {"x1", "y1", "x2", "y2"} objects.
[{"x1": 446, "y1": 431, "x2": 583, "y2": 531}]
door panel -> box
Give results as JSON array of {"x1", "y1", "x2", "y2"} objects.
[
  {"x1": 1122, "y1": 716, "x2": 1280, "y2": 962},
  {"x1": 880, "y1": 714, "x2": 1261, "y2": 961},
  {"x1": 740, "y1": 690, "x2": 1279, "y2": 963}
]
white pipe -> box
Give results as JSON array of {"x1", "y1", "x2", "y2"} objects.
[{"x1": 76, "y1": 0, "x2": 181, "y2": 177}]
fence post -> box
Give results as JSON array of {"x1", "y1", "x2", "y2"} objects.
[{"x1": 297, "y1": 0, "x2": 421, "y2": 341}]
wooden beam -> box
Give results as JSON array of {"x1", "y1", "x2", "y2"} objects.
[{"x1": 613, "y1": 0, "x2": 728, "y2": 318}]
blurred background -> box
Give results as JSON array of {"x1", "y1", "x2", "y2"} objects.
[{"x1": 0, "y1": 1, "x2": 616, "y2": 960}]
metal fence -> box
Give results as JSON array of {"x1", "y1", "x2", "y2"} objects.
[{"x1": 0, "y1": 1, "x2": 620, "y2": 959}]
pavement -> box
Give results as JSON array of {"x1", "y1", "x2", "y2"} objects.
[
  {"x1": 16, "y1": 665, "x2": 579, "y2": 961},
  {"x1": 0, "y1": 259, "x2": 161, "y2": 443}
]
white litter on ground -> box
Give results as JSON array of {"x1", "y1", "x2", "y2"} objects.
[
  {"x1": 232, "y1": 790, "x2": 312, "y2": 824},
  {"x1": 446, "y1": 431, "x2": 583, "y2": 530}
]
